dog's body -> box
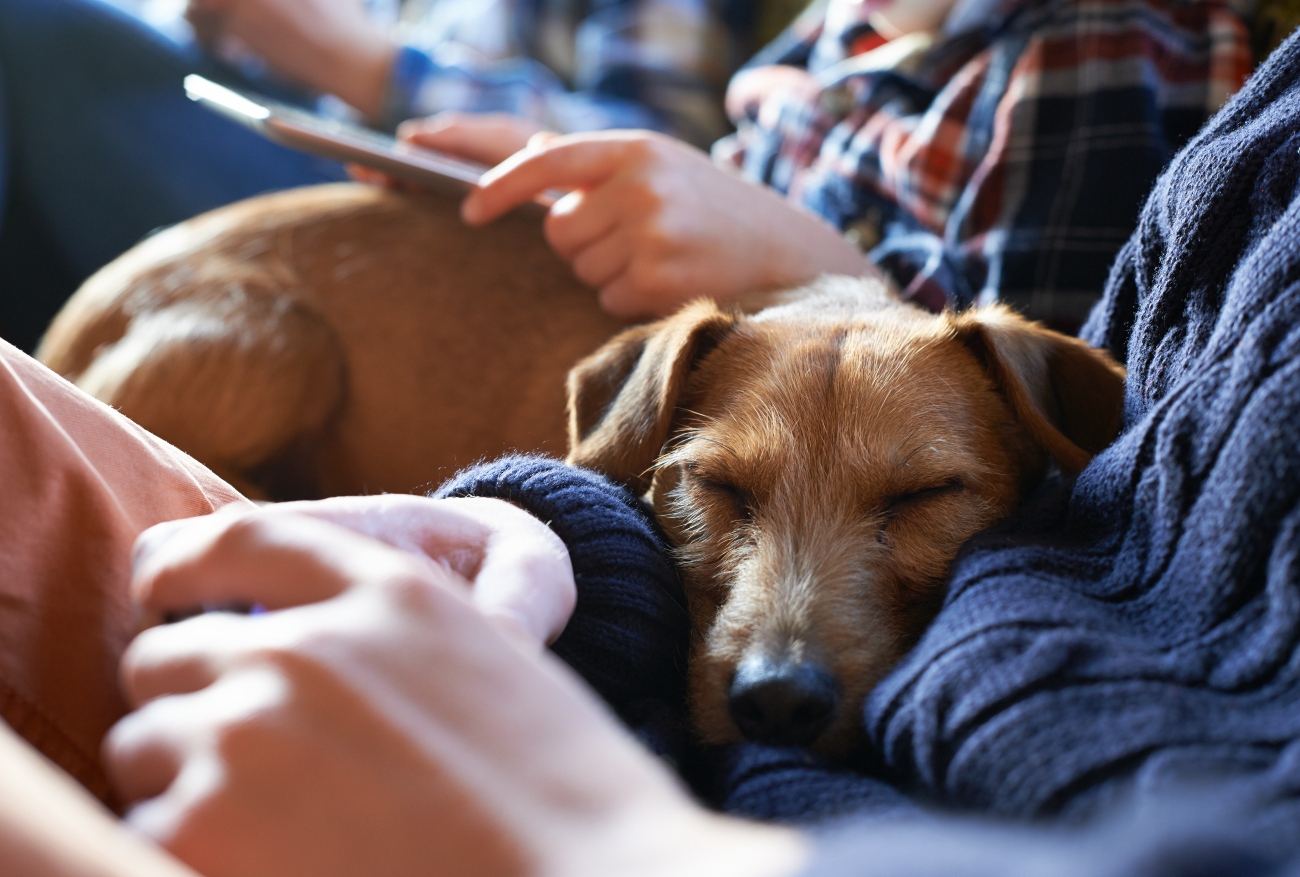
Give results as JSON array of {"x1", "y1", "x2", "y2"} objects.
[
  {"x1": 44, "y1": 190, "x2": 1124, "y2": 757},
  {"x1": 567, "y1": 279, "x2": 1125, "y2": 755},
  {"x1": 38, "y1": 183, "x2": 624, "y2": 498}
]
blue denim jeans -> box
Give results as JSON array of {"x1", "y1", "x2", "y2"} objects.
[{"x1": 0, "y1": 0, "x2": 346, "y2": 349}]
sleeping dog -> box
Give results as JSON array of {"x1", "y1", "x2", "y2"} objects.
[{"x1": 564, "y1": 277, "x2": 1126, "y2": 757}]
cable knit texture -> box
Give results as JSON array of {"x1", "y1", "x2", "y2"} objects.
[{"x1": 866, "y1": 27, "x2": 1300, "y2": 827}]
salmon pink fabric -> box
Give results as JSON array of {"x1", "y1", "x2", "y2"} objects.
[{"x1": 0, "y1": 338, "x2": 247, "y2": 803}]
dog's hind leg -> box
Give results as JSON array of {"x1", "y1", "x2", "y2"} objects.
[{"x1": 71, "y1": 295, "x2": 345, "y2": 500}]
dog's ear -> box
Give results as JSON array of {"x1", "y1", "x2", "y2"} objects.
[
  {"x1": 567, "y1": 300, "x2": 738, "y2": 492},
  {"x1": 953, "y1": 306, "x2": 1127, "y2": 476}
]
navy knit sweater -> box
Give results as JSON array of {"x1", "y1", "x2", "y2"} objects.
[{"x1": 437, "y1": 30, "x2": 1300, "y2": 876}]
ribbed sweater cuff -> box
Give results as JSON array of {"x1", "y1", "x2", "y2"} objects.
[{"x1": 433, "y1": 455, "x2": 690, "y2": 722}]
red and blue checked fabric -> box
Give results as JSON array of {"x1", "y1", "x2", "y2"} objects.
[
  {"x1": 383, "y1": 0, "x2": 770, "y2": 147},
  {"x1": 727, "y1": 0, "x2": 1252, "y2": 324}
]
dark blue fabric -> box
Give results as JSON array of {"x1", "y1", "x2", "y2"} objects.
[
  {"x1": 865, "y1": 25, "x2": 1300, "y2": 827},
  {"x1": 436, "y1": 30, "x2": 1300, "y2": 872},
  {"x1": 0, "y1": 0, "x2": 345, "y2": 350},
  {"x1": 0, "y1": 0, "x2": 344, "y2": 348}
]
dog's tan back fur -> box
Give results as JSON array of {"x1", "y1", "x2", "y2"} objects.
[
  {"x1": 39, "y1": 184, "x2": 625, "y2": 497},
  {"x1": 567, "y1": 278, "x2": 1126, "y2": 755}
]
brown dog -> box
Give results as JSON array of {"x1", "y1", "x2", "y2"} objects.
[
  {"x1": 37, "y1": 183, "x2": 624, "y2": 499},
  {"x1": 565, "y1": 277, "x2": 1126, "y2": 757}
]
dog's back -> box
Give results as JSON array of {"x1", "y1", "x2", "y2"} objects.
[{"x1": 39, "y1": 184, "x2": 625, "y2": 497}]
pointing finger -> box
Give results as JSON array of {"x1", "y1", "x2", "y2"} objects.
[{"x1": 462, "y1": 134, "x2": 648, "y2": 225}]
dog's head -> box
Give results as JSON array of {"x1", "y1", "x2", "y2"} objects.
[{"x1": 566, "y1": 278, "x2": 1125, "y2": 757}]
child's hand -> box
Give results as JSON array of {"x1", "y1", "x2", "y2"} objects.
[{"x1": 462, "y1": 131, "x2": 883, "y2": 319}]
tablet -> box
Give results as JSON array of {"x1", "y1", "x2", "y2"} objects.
[{"x1": 184, "y1": 75, "x2": 544, "y2": 202}]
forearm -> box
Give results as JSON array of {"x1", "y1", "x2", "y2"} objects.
[
  {"x1": 745, "y1": 187, "x2": 885, "y2": 295},
  {"x1": 188, "y1": 0, "x2": 397, "y2": 120},
  {"x1": 0, "y1": 723, "x2": 196, "y2": 877},
  {"x1": 309, "y1": 32, "x2": 395, "y2": 121}
]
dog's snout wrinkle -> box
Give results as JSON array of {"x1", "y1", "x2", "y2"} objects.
[{"x1": 728, "y1": 654, "x2": 839, "y2": 747}]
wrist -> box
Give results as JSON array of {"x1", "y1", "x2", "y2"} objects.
[{"x1": 762, "y1": 204, "x2": 882, "y2": 292}]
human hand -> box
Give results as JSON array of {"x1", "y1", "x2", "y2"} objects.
[
  {"x1": 724, "y1": 65, "x2": 820, "y2": 126},
  {"x1": 132, "y1": 495, "x2": 577, "y2": 645},
  {"x1": 105, "y1": 504, "x2": 805, "y2": 877},
  {"x1": 0, "y1": 721, "x2": 197, "y2": 877},
  {"x1": 186, "y1": 0, "x2": 395, "y2": 119},
  {"x1": 461, "y1": 131, "x2": 882, "y2": 319}
]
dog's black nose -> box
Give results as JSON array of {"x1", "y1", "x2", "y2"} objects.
[{"x1": 728, "y1": 656, "x2": 839, "y2": 746}]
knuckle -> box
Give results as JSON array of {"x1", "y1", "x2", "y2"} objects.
[
  {"x1": 543, "y1": 212, "x2": 576, "y2": 255},
  {"x1": 617, "y1": 179, "x2": 663, "y2": 217},
  {"x1": 627, "y1": 258, "x2": 667, "y2": 292},
  {"x1": 209, "y1": 511, "x2": 269, "y2": 554},
  {"x1": 209, "y1": 710, "x2": 273, "y2": 760},
  {"x1": 598, "y1": 284, "x2": 639, "y2": 319},
  {"x1": 639, "y1": 184, "x2": 666, "y2": 214},
  {"x1": 260, "y1": 626, "x2": 344, "y2": 671},
  {"x1": 102, "y1": 706, "x2": 152, "y2": 764},
  {"x1": 509, "y1": 548, "x2": 571, "y2": 592},
  {"x1": 200, "y1": 673, "x2": 294, "y2": 759},
  {"x1": 508, "y1": 513, "x2": 570, "y2": 563},
  {"x1": 378, "y1": 572, "x2": 444, "y2": 616},
  {"x1": 638, "y1": 223, "x2": 673, "y2": 254}
]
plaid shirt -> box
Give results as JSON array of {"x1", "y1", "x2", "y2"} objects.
[
  {"x1": 722, "y1": 0, "x2": 1252, "y2": 323},
  {"x1": 383, "y1": 0, "x2": 766, "y2": 146}
]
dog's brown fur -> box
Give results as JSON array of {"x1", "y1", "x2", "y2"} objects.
[
  {"x1": 566, "y1": 278, "x2": 1126, "y2": 756},
  {"x1": 38, "y1": 183, "x2": 625, "y2": 498}
]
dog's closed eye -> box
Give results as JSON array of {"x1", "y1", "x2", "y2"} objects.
[
  {"x1": 886, "y1": 478, "x2": 965, "y2": 512},
  {"x1": 877, "y1": 479, "x2": 964, "y2": 542},
  {"x1": 685, "y1": 464, "x2": 754, "y2": 522}
]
